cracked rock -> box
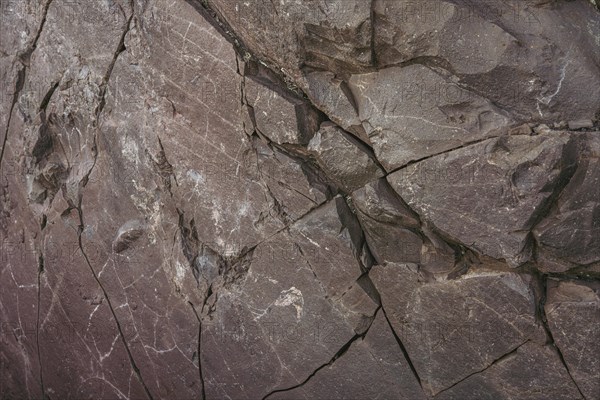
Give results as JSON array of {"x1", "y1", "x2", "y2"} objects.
[
  {"x1": 348, "y1": 64, "x2": 514, "y2": 171},
  {"x1": 373, "y1": 0, "x2": 600, "y2": 123},
  {"x1": 545, "y1": 280, "x2": 600, "y2": 399},
  {"x1": 245, "y1": 76, "x2": 322, "y2": 146},
  {"x1": 2, "y1": 0, "x2": 600, "y2": 398},
  {"x1": 370, "y1": 263, "x2": 546, "y2": 395},
  {"x1": 307, "y1": 122, "x2": 384, "y2": 193},
  {"x1": 269, "y1": 312, "x2": 426, "y2": 400},
  {"x1": 388, "y1": 134, "x2": 576, "y2": 267},
  {"x1": 201, "y1": 200, "x2": 378, "y2": 398},
  {"x1": 534, "y1": 133, "x2": 600, "y2": 272},
  {"x1": 435, "y1": 341, "x2": 584, "y2": 400}
]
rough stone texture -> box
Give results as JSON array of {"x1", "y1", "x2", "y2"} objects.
[
  {"x1": 201, "y1": 198, "x2": 378, "y2": 398},
  {"x1": 370, "y1": 263, "x2": 547, "y2": 395},
  {"x1": 434, "y1": 341, "x2": 584, "y2": 400},
  {"x1": 1, "y1": 0, "x2": 599, "y2": 399},
  {"x1": 307, "y1": 122, "x2": 383, "y2": 193},
  {"x1": 244, "y1": 76, "x2": 323, "y2": 146},
  {"x1": 373, "y1": 0, "x2": 600, "y2": 123},
  {"x1": 269, "y1": 312, "x2": 426, "y2": 400},
  {"x1": 534, "y1": 133, "x2": 600, "y2": 272},
  {"x1": 348, "y1": 64, "x2": 514, "y2": 171},
  {"x1": 545, "y1": 280, "x2": 600, "y2": 400},
  {"x1": 388, "y1": 134, "x2": 576, "y2": 267},
  {"x1": 351, "y1": 179, "x2": 457, "y2": 274}
]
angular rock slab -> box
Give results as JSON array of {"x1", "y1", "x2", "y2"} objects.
[
  {"x1": 373, "y1": 0, "x2": 513, "y2": 74},
  {"x1": 252, "y1": 138, "x2": 327, "y2": 223},
  {"x1": 545, "y1": 280, "x2": 600, "y2": 400},
  {"x1": 351, "y1": 179, "x2": 456, "y2": 272},
  {"x1": 0, "y1": 0, "x2": 143, "y2": 398},
  {"x1": 435, "y1": 342, "x2": 584, "y2": 400},
  {"x1": 348, "y1": 64, "x2": 513, "y2": 171},
  {"x1": 269, "y1": 312, "x2": 426, "y2": 400},
  {"x1": 307, "y1": 122, "x2": 384, "y2": 193},
  {"x1": 205, "y1": 0, "x2": 373, "y2": 76},
  {"x1": 201, "y1": 198, "x2": 378, "y2": 398},
  {"x1": 370, "y1": 263, "x2": 546, "y2": 395},
  {"x1": 244, "y1": 77, "x2": 322, "y2": 145},
  {"x1": 372, "y1": 0, "x2": 600, "y2": 123},
  {"x1": 288, "y1": 197, "x2": 378, "y2": 332},
  {"x1": 303, "y1": 71, "x2": 367, "y2": 143},
  {"x1": 388, "y1": 134, "x2": 575, "y2": 267},
  {"x1": 535, "y1": 133, "x2": 600, "y2": 272}
]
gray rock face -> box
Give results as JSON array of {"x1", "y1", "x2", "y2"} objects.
[
  {"x1": 434, "y1": 341, "x2": 584, "y2": 400},
  {"x1": 373, "y1": 0, "x2": 600, "y2": 123},
  {"x1": 1, "y1": 0, "x2": 599, "y2": 398},
  {"x1": 270, "y1": 312, "x2": 426, "y2": 400},
  {"x1": 202, "y1": 198, "x2": 378, "y2": 398},
  {"x1": 244, "y1": 76, "x2": 322, "y2": 146},
  {"x1": 303, "y1": 71, "x2": 368, "y2": 143}
]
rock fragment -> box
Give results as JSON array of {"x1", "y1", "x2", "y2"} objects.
[
  {"x1": 434, "y1": 342, "x2": 584, "y2": 400},
  {"x1": 307, "y1": 122, "x2": 384, "y2": 193},
  {"x1": 349, "y1": 65, "x2": 513, "y2": 170},
  {"x1": 388, "y1": 134, "x2": 576, "y2": 267},
  {"x1": 545, "y1": 280, "x2": 600, "y2": 400},
  {"x1": 370, "y1": 263, "x2": 546, "y2": 395}
]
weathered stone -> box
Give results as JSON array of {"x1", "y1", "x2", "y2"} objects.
[
  {"x1": 303, "y1": 71, "x2": 368, "y2": 144},
  {"x1": 348, "y1": 64, "x2": 514, "y2": 171},
  {"x1": 2, "y1": 0, "x2": 600, "y2": 398},
  {"x1": 370, "y1": 263, "x2": 546, "y2": 395},
  {"x1": 388, "y1": 134, "x2": 576, "y2": 267},
  {"x1": 270, "y1": 312, "x2": 427, "y2": 400},
  {"x1": 351, "y1": 178, "x2": 420, "y2": 229},
  {"x1": 373, "y1": 1, "x2": 512, "y2": 74},
  {"x1": 307, "y1": 122, "x2": 384, "y2": 193},
  {"x1": 288, "y1": 197, "x2": 378, "y2": 331},
  {"x1": 419, "y1": 225, "x2": 458, "y2": 276},
  {"x1": 373, "y1": 0, "x2": 600, "y2": 123},
  {"x1": 535, "y1": 133, "x2": 600, "y2": 272},
  {"x1": 202, "y1": 0, "x2": 373, "y2": 78},
  {"x1": 545, "y1": 280, "x2": 600, "y2": 400},
  {"x1": 244, "y1": 77, "x2": 322, "y2": 145},
  {"x1": 434, "y1": 342, "x2": 584, "y2": 400},
  {"x1": 351, "y1": 179, "x2": 456, "y2": 272},
  {"x1": 201, "y1": 232, "x2": 357, "y2": 398},
  {"x1": 252, "y1": 137, "x2": 328, "y2": 223},
  {"x1": 568, "y1": 120, "x2": 594, "y2": 130},
  {"x1": 202, "y1": 198, "x2": 378, "y2": 398}
]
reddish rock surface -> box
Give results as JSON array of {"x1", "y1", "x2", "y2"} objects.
[{"x1": 1, "y1": 0, "x2": 598, "y2": 399}]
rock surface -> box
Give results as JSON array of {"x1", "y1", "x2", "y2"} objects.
[
  {"x1": 545, "y1": 280, "x2": 600, "y2": 400},
  {"x1": 388, "y1": 134, "x2": 577, "y2": 267},
  {"x1": 370, "y1": 263, "x2": 547, "y2": 395},
  {"x1": 0, "y1": 0, "x2": 599, "y2": 399}
]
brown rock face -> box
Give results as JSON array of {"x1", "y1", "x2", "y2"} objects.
[{"x1": 1, "y1": 0, "x2": 598, "y2": 399}]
